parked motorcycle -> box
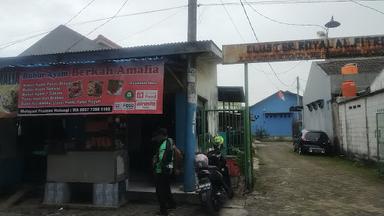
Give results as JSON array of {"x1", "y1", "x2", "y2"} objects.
[{"x1": 195, "y1": 153, "x2": 233, "y2": 215}]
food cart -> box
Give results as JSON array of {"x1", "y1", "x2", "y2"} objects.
[{"x1": 17, "y1": 60, "x2": 164, "y2": 207}]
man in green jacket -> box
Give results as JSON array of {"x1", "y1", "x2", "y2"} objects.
[{"x1": 152, "y1": 128, "x2": 176, "y2": 216}]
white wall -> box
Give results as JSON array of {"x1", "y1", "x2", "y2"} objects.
[
  {"x1": 338, "y1": 99, "x2": 369, "y2": 159},
  {"x1": 370, "y1": 69, "x2": 384, "y2": 92},
  {"x1": 366, "y1": 93, "x2": 384, "y2": 160},
  {"x1": 197, "y1": 58, "x2": 218, "y2": 135},
  {"x1": 338, "y1": 92, "x2": 384, "y2": 161},
  {"x1": 303, "y1": 63, "x2": 334, "y2": 139}
]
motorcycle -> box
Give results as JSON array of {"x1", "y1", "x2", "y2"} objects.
[{"x1": 195, "y1": 153, "x2": 233, "y2": 215}]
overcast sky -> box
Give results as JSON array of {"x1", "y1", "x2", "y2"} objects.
[{"x1": 1, "y1": 0, "x2": 384, "y2": 104}]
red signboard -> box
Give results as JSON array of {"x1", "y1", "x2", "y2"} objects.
[{"x1": 18, "y1": 61, "x2": 164, "y2": 116}]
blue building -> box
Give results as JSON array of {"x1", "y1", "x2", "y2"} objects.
[{"x1": 251, "y1": 90, "x2": 302, "y2": 138}]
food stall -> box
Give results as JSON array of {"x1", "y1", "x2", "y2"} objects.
[{"x1": 17, "y1": 60, "x2": 164, "y2": 207}]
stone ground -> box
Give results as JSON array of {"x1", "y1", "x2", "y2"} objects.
[
  {"x1": 1, "y1": 141, "x2": 384, "y2": 216},
  {"x1": 0, "y1": 192, "x2": 247, "y2": 216},
  {"x1": 246, "y1": 142, "x2": 384, "y2": 216}
]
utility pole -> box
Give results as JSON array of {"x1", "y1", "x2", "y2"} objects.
[
  {"x1": 244, "y1": 63, "x2": 252, "y2": 190},
  {"x1": 188, "y1": 0, "x2": 197, "y2": 42},
  {"x1": 296, "y1": 76, "x2": 300, "y2": 106},
  {"x1": 184, "y1": 0, "x2": 197, "y2": 192}
]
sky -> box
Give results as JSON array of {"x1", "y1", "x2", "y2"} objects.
[{"x1": 0, "y1": 0, "x2": 384, "y2": 105}]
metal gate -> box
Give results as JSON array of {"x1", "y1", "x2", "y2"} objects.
[
  {"x1": 377, "y1": 113, "x2": 384, "y2": 175},
  {"x1": 197, "y1": 109, "x2": 252, "y2": 185}
]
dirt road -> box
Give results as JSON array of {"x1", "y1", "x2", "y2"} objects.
[
  {"x1": 246, "y1": 142, "x2": 384, "y2": 216},
  {"x1": 2, "y1": 142, "x2": 384, "y2": 216}
]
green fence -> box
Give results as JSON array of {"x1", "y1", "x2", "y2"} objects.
[{"x1": 198, "y1": 109, "x2": 252, "y2": 189}]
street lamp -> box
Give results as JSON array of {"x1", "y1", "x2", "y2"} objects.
[
  {"x1": 318, "y1": 16, "x2": 341, "y2": 58},
  {"x1": 317, "y1": 16, "x2": 341, "y2": 38},
  {"x1": 324, "y1": 16, "x2": 341, "y2": 38}
]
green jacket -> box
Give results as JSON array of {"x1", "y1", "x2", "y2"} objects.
[{"x1": 155, "y1": 138, "x2": 174, "y2": 174}]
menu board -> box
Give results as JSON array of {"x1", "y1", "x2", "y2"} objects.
[{"x1": 18, "y1": 61, "x2": 164, "y2": 116}]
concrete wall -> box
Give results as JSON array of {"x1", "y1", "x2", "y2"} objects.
[
  {"x1": 338, "y1": 99, "x2": 369, "y2": 159},
  {"x1": 197, "y1": 58, "x2": 218, "y2": 135},
  {"x1": 366, "y1": 94, "x2": 384, "y2": 161},
  {"x1": 303, "y1": 63, "x2": 334, "y2": 139},
  {"x1": 338, "y1": 92, "x2": 384, "y2": 161},
  {"x1": 47, "y1": 151, "x2": 127, "y2": 183}
]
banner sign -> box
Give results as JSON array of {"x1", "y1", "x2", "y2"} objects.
[
  {"x1": 18, "y1": 62, "x2": 164, "y2": 116},
  {"x1": 223, "y1": 35, "x2": 384, "y2": 64},
  {"x1": 0, "y1": 84, "x2": 18, "y2": 118}
]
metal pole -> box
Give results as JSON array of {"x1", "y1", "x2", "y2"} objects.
[
  {"x1": 296, "y1": 76, "x2": 300, "y2": 123},
  {"x1": 184, "y1": 0, "x2": 197, "y2": 192},
  {"x1": 244, "y1": 63, "x2": 252, "y2": 189},
  {"x1": 296, "y1": 76, "x2": 300, "y2": 106},
  {"x1": 202, "y1": 109, "x2": 207, "y2": 153}
]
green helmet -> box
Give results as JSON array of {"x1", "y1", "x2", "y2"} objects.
[{"x1": 213, "y1": 135, "x2": 224, "y2": 146}]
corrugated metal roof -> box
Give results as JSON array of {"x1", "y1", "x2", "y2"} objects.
[
  {"x1": 317, "y1": 57, "x2": 384, "y2": 75},
  {"x1": 316, "y1": 57, "x2": 384, "y2": 95},
  {"x1": 0, "y1": 40, "x2": 222, "y2": 69}
]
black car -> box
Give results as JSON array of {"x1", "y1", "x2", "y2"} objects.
[{"x1": 293, "y1": 130, "x2": 331, "y2": 155}]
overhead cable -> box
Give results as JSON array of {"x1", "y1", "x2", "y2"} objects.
[
  {"x1": 245, "y1": 2, "x2": 326, "y2": 30},
  {"x1": 64, "y1": 0, "x2": 98, "y2": 25},
  {"x1": 220, "y1": 0, "x2": 246, "y2": 41},
  {"x1": 72, "y1": 5, "x2": 188, "y2": 26},
  {"x1": 240, "y1": 0, "x2": 259, "y2": 41},
  {"x1": 250, "y1": 65, "x2": 280, "y2": 90},
  {"x1": 0, "y1": 5, "x2": 188, "y2": 51},
  {"x1": 199, "y1": 0, "x2": 384, "y2": 6},
  {"x1": 276, "y1": 61, "x2": 303, "y2": 75},
  {"x1": 240, "y1": 0, "x2": 291, "y2": 87},
  {"x1": 0, "y1": 0, "x2": 99, "y2": 50},
  {"x1": 349, "y1": 0, "x2": 384, "y2": 15},
  {"x1": 65, "y1": 0, "x2": 131, "y2": 52},
  {"x1": 118, "y1": 7, "x2": 185, "y2": 43}
]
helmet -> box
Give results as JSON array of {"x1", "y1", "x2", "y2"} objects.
[
  {"x1": 212, "y1": 135, "x2": 224, "y2": 147},
  {"x1": 195, "y1": 153, "x2": 208, "y2": 168}
]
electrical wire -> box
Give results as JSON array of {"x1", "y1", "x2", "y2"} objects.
[
  {"x1": 0, "y1": 5, "x2": 189, "y2": 51},
  {"x1": 240, "y1": 0, "x2": 259, "y2": 41},
  {"x1": 0, "y1": 0, "x2": 99, "y2": 50},
  {"x1": 276, "y1": 61, "x2": 303, "y2": 75},
  {"x1": 267, "y1": 63, "x2": 291, "y2": 87},
  {"x1": 240, "y1": 0, "x2": 291, "y2": 87},
  {"x1": 198, "y1": 0, "x2": 384, "y2": 7},
  {"x1": 349, "y1": 0, "x2": 384, "y2": 15},
  {"x1": 245, "y1": 2, "x2": 326, "y2": 30},
  {"x1": 220, "y1": 0, "x2": 246, "y2": 41},
  {"x1": 0, "y1": 31, "x2": 49, "y2": 50},
  {"x1": 64, "y1": 0, "x2": 98, "y2": 25},
  {"x1": 250, "y1": 65, "x2": 280, "y2": 90},
  {"x1": 65, "y1": 0, "x2": 131, "y2": 52},
  {"x1": 71, "y1": 5, "x2": 188, "y2": 26},
  {"x1": 117, "y1": 8, "x2": 185, "y2": 43}
]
